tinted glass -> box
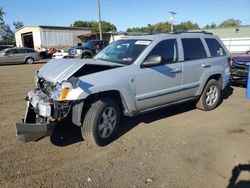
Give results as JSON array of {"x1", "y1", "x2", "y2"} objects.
[
  {"x1": 6, "y1": 49, "x2": 16, "y2": 54},
  {"x1": 182, "y1": 38, "x2": 207, "y2": 61},
  {"x1": 83, "y1": 40, "x2": 97, "y2": 48},
  {"x1": 205, "y1": 38, "x2": 225, "y2": 57},
  {"x1": 26, "y1": 49, "x2": 36, "y2": 53},
  {"x1": 18, "y1": 49, "x2": 27, "y2": 53},
  {"x1": 147, "y1": 39, "x2": 178, "y2": 64}
]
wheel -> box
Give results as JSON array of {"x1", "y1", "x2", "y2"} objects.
[
  {"x1": 81, "y1": 98, "x2": 121, "y2": 146},
  {"x1": 25, "y1": 57, "x2": 34, "y2": 64},
  {"x1": 196, "y1": 79, "x2": 221, "y2": 111},
  {"x1": 82, "y1": 54, "x2": 91, "y2": 59}
]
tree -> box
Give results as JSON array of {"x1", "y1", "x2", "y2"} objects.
[
  {"x1": 72, "y1": 20, "x2": 117, "y2": 32},
  {"x1": 1, "y1": 24, "x2": 14, "y2": 42},
  {"x1": 13, "y1": 21, "x2": 24, "y2": 30},
  {"x1": 0, "y1": 7, "x2": 14, "y2": 42},
  {"x1": 175, "y1": 21, "x2": 200, "y2": 31},
  {"x1": 219, "y1": 18, "x2": 241, "y2": 28},
  {"x1": 204, "y1": 23, "x2": 217, "y2": 29},
  {"x1": 0, "y1": 7, "x2": 5, "y2": 36},
  {"x1": 72, "y1": 20, "x2": 92, "y2": 28},
  {"x1": 126, "y1": 21, "x2": 199, "y2": 33}
]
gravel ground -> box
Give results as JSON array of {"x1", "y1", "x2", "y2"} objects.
[{"x1": 0, "y1": 63, "x2": 249, "y2": 188}]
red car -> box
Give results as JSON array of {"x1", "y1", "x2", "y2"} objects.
[{"x1": 229, "y1": 52, "x2": 250, "y2": 85}]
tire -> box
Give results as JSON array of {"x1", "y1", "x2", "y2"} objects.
[
  {"x1": 81, "y1": 98, "x2": 121, "y2": 146},
  {"x1": 25, "y1": 57, "x2": 34, "y2": 64},
  {"x1": 82, "y1": 54, "x2": 91, "y2": 59},
  {"x1": 196, "y1": 79, "x2": 221, "y2": 111}
]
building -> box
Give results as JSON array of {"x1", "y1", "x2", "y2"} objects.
[
  {"x1": 204, "y1": 25, "x2": 250, "y2": 54},
  {"x1": 77, "y1": 32, "x2": 147, "y2": 44},
  {"x1": 15, "y1": 25, "x2": 91, "y2": 51},
  {"x1": 77, "y1": 32, "x2": 113, "y2": 43}
]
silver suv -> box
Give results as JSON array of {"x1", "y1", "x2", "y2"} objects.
[
  {"x1": 0, "y1": 47, "x2": 40, "y2": 64},
  {"x1": 16, "y1": 32, "x2": 230, "y2": 146}
]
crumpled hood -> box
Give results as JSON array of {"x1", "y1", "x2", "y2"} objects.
[{"x1": 38, "y1": 59, "x2": 123, "y2": 83}]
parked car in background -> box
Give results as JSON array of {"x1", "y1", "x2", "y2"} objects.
[
  {"x1": 40, "y1": 48, "x2": 57, "y2": 59},
  {"x1": 52, "y1": 50, "x2": 69, "y2": 59},
  {"x1": 0, "y1": 47, "x2": 40, "y2": 64},
  {"x1": 229, "y1": 54, "x2": 250, "y2": 85},
  {"x1": 68, "y1": 40, "x2": 108, "y2": 59}
]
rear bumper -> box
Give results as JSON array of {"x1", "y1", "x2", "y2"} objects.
[{"x1": 16, "y1": 122, "x2": 55, "y2": 142}]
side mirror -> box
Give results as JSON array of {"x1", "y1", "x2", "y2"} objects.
[{"x1": 142, "y1": 55, "x2": 162, "y2": 67}]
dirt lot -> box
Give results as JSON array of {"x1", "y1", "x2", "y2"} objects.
[{"x1": 0, "y1": 63, "x2": 250, "y2": 188}]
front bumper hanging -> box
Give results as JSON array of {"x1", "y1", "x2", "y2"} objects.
[
  {"x1": 16, "y1": 122, "x2": 55, "y2": 143},
  {"x1": 16, "y1": 91, "x2": 55, "y2": 143}
]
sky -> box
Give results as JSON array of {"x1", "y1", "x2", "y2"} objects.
[{"x1": 1, "y1": 0, "x2": 250, "y2": 31}]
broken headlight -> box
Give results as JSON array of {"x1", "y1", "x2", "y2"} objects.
[{"x1": 50, "y1": 81, "x2": 74, "y2": 101}]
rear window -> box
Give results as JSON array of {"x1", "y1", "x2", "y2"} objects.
[
  {"x1": 182, "y1": 38, "x2": 207, "y2": 61},
  {"x1": 205, "y1": 38, "x2": 226, "y2": 57}
]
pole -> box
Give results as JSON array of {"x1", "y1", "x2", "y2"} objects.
[
  {"x1": 98, "y1": 0, "x2": 102, "y2": 40},
  {"x1": 169, "y1": 11, "x2": 176, "y2": 32}
]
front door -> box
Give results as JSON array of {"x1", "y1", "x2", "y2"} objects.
[
  {"x1": 135, "y1": 39, "x2": 183, "y2": 111},
  {"x1": 0, "y1": 49, "x2": 17, "y2": 64}
]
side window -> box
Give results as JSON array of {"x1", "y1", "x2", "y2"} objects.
[
  {"x1": 5, "y1": 50, "x2": 11, "y2": 54},
  {"x1": 6, "y1": 49, "x2": 16, "y2": 54},
  {"x1": 182, "y1": 38, "x2": 207, "y2": 61},
  {"x1": 205, "y1": 38, "x2": 226, "y2": 57},
  {"x1": 18, "y1": 49, "x2": 27, "y2": 53},
  {"x1": 147, "y1": 39, "x2": 178, "y2": 64},
  {"x1": 26, "y1": 49, "x2": 35, "y2": 53}
]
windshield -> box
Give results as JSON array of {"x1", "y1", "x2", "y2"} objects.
[
  {"x1": 83, "y1": 40, "x2": 97, "y2": 48},
  {"x1": 0, "y1": 49, "x2": 8, "y2": 54},
  {"x1": 94, "y1": 39, "x2": 151, "y2": 65}
]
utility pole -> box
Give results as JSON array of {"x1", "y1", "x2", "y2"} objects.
[
  {"x1": 98, "y1": 0, "x2": 102, "y2": 40},
  {"x1": 169, "y1": 11, "x2": 176, "y2": 32}
]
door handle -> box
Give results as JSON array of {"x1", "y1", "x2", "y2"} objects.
[
  {"x1": 170, "y1": 68, "x2": 182, "y2": 73},
  {"x1": 202, "y1": 63, "x2": 211, "y2": 68}
]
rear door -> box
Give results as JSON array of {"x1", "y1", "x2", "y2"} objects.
[
  {"x1": 135, "y1": 39, "x2": 183, "y2": 111},
  {"x1": 181, "y1": 37, "x2": 211, "y2": 98},
  {"x1": 15, "y1": 48, "x2": 27, "y2": 63}
]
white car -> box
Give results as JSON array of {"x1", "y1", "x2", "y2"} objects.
[{"x1": 52, "y1": 50, "x2": 68, "y2": 59}]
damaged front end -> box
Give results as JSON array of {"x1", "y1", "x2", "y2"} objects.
[
  {"x1": 16, "y1": 76, "x2": 76, "y2": 143},
  {"x1": 16, "y1": 58, "x2": 122, "y2": 143}
]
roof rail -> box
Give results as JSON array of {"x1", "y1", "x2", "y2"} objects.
[{"x1": 170, "y1": 30, "x2": 213, "y2": 35}]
